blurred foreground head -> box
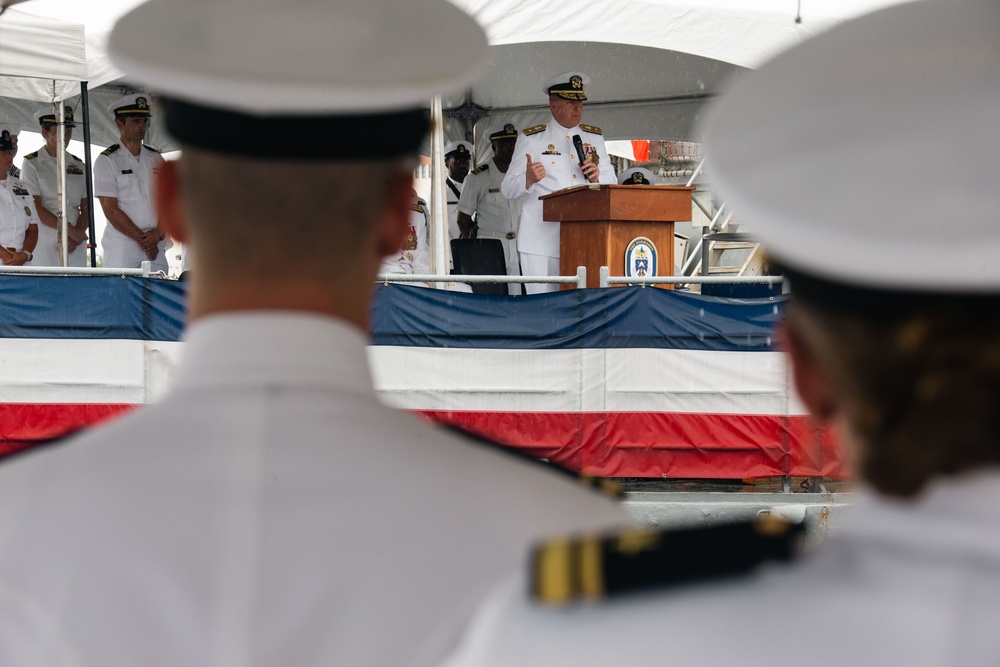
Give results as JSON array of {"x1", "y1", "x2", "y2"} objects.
[
  {"x1": 702, "y1": 0, "x2": 1000, "y2": 497},
  {"x1": 107, "y1": 0, "x2": 487, "y2": 316}
]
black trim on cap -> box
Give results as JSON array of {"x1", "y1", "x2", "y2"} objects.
[
  {"x1": 161, "y1": 97, "x2": 429, "y2": 159},
  {"x1": 38, "y1": 116, "x2": 77, "y2": 128},
  {"x1": 489, "y1": 125, "x2": 518, "y2": 142},
  {"x1": 779, "y1": 264, "x2": 1000, "y2": 317}
]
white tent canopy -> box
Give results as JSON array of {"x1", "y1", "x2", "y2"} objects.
[
  {"x1": 0, "y1": 8, "x2": 85, "y2": 96},
  {"x1": 443, "y1": 0, "x2": 915, "y2": 159},
  {"x1": 0, "y1": 0, "x2": 171, "y2": 149},
  {"x1": 3, "y1": 0, "x2": 915, "y2": 152}
]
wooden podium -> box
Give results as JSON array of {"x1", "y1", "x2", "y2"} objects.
[{"x1": 540, "y1": 184, "x2": 695, "y2": 289}]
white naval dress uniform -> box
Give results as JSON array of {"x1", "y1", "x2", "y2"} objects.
[
  {"x1": 0, "y1": 174, "x2": 39, "y2": 254},
  {"x1": 445, "y1": 472, "x2": 1000, "y2": 667},
  {"x1": 19, "y1": 149, "x2": 88, "y2": 267},
  {"x1": 0, "y1": 312, "x2": 631, "y2": 667},
  {"x1": 380, "y1": 196, "x2": 430, "y2": 278},
  {"x1": 501, "y1": 118, "x2": 615, "y2": 293},
  {"x1": 446, "y1": 175, "x2": 464, "y2": 241},
  {"x1": 457, "y1": 160, "x2": 523, "y2": 295},
  {"x1": 94, "y1": 143, "x2": 167, "y2": 271}
]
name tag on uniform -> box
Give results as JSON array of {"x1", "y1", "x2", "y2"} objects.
[
  {"x1": 121, "y1": 169, "x2": 133, "y2": 174},
  {"x1": 488, "y1": 188, "x2": 500, "y2": 193}
]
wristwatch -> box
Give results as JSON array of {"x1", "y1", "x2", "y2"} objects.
[{"x1": 21, "y1": 250, "x2": 32, "y2": 262}]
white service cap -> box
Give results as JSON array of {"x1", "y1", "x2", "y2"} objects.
[
  {"x1": 108, "y1": 93, "x2": 153, "y2": 118},
  {"x1": 107, "y1": 0, "x2": 489, "y2": 158},
  {"x1": 34, "y1": 105, "x2": 78, "y2": 127},
  {"x1": 702, "y1": 0, "x2": 1000, "y2": 296},
  {"x1": 618, "y1": 167, "x2": 657, "y2": 185},
  {"x1": 444, "y1": 141, "x2": 474, "y2": 160},
  {"x1": 0, "y1": 125, "x2": 17, "y2": 150},
  {"x1": 544, "y1": 72, "x2": 590, "y2": 101},
  {"x1": 485, "y1": 123, "x2": 518, "y2": 142}
]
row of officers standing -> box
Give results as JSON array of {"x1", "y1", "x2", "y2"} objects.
[
  {"x1": 382, "y1": 71, "x2": 653, "y2": 295},
  {"x1": 5, "y1": 79, "x2": 646, "y2": 285},
  {"x1": 0, "y1": 93, "x2": 168, "y2": 272}
]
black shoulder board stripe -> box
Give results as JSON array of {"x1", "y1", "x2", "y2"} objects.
[
  {"x1": 69, "y1": 153, "x2": 83, "y2": 162},
  {"x1": 143, "y1": 144, "x2": 161, "y2": 154},
  {"x1": 580, "y1": 124, "x2": 603, "y2": 136},
  {"x1": 23, "y1": 150, "x2": 39, "y2": 161},
  {"x1": 523, "y1": 124, "x2": 547, "y2": 136},
  {"x1": 471, "y1": 164, "x2": 490, "y2": 175},
  {"x1": 101, "y1": 144, "x2": 120, "y2": 156},
  {"x1": 531, "y1": 517, "x2": 805, "y2": 606},
  {"x1": 440, "y1": 423, "x2": 622, "y2": 499},
  {"x1": 0, "y1": 426, "x2": 90, "y2": 466}
]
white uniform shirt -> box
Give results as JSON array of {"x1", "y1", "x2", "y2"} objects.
[
  {"x1": 0, "y1": 174, "x2": 39, "y2": 252},
  {"x1": 445, "y1": 176, "x2": 464, "y2": 240},
  {"x1": 94, "y1": 143, "x2": 166, "y2": 270},
  {"x1": 445, "y1": 472, "x2": 1000, "y2": 667},
  {"x1": 500, "y1": 118, "x2": 615, "y2": 258},
  {"x1": 457, "y1": 159, "x2": 523, "y2": 288},
  {"x1": 0, "y1": 312, "x2": 631, "y2": 667},
  {"x1": 380, "y1": 196, "x2": 430, "y2": 276},
  {"x1": 19, "y1": 148, "x2": 88, "y2": 267}
]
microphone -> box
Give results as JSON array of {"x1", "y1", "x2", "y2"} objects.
[{"x1": 572, "y1": 134, "x2": 586, "y2": 168}]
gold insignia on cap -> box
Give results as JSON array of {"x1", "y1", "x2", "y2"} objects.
[
  {"x1": 504, "y1": 123, "x2": 515, "y2": 134},
  {"x1": 632, "y1": 172, "x2": 643, "y2": 183},
  {"x1": 458, "y1": 145, "x2": 467, "y2": 154},
  {"x1": 570, "y1": 75, "x2": 583, "y2": 89},
  {"x1": 137, "y1": 97, "x2": 148, "y2": 109},
  {"x1": 0, "y1": 130, "x2": 9, "y2": 143}
]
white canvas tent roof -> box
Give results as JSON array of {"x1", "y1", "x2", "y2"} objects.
[
  {"x1": 444, "y1": 0, "x2": 916, "y2": 159},
  {"x1": 0, "y1": 8, "x2": 86, "y2": 95},
  {"x1": 0, "y1": 0, "x2": 171, "y2": 149},
  {"x1": 2, "y1": 0, "x2": 913, "y2": 153}
]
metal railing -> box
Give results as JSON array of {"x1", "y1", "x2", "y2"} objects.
[
  {"x1": 375, "y1": 266, "x2": 783, "y2": 290},
  {"x1": 0, "y1": 261, "x2": 165, "y2": 278},
  {"x1": 599, "y1": 266, "x2": 782, "y2": 288},
  {"x1": 377, "y1": 266, "x2": 588, "y2": 290}
]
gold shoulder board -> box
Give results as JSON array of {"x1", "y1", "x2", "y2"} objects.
[
  {"x1": 531, "y1": 518, "x2": 804, "y2": 606},
  {"x1": 523, "y1": 124, "x2": 547, "y2": 136},
  {"x1": 580, "y1": 124, "x2": 603, "y2": 136}
]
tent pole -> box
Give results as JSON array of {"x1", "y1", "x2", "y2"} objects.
[
  {"x1": 80, "y1": 81, "x2": 97, "y2": 267},
  {"x1": 56, "y1": 100, "x2": 68, "y2": 266},
  {"x1": 429, "y1": 96, "x2": 450, "y2": 282}
]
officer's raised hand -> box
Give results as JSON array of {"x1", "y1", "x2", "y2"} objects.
[
  {"x1": 582, "y1": 160, "x2": 599, "y2": 183},
  {"x1": 525, "y1": 154, "x2": 546, "y2": 188}
]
